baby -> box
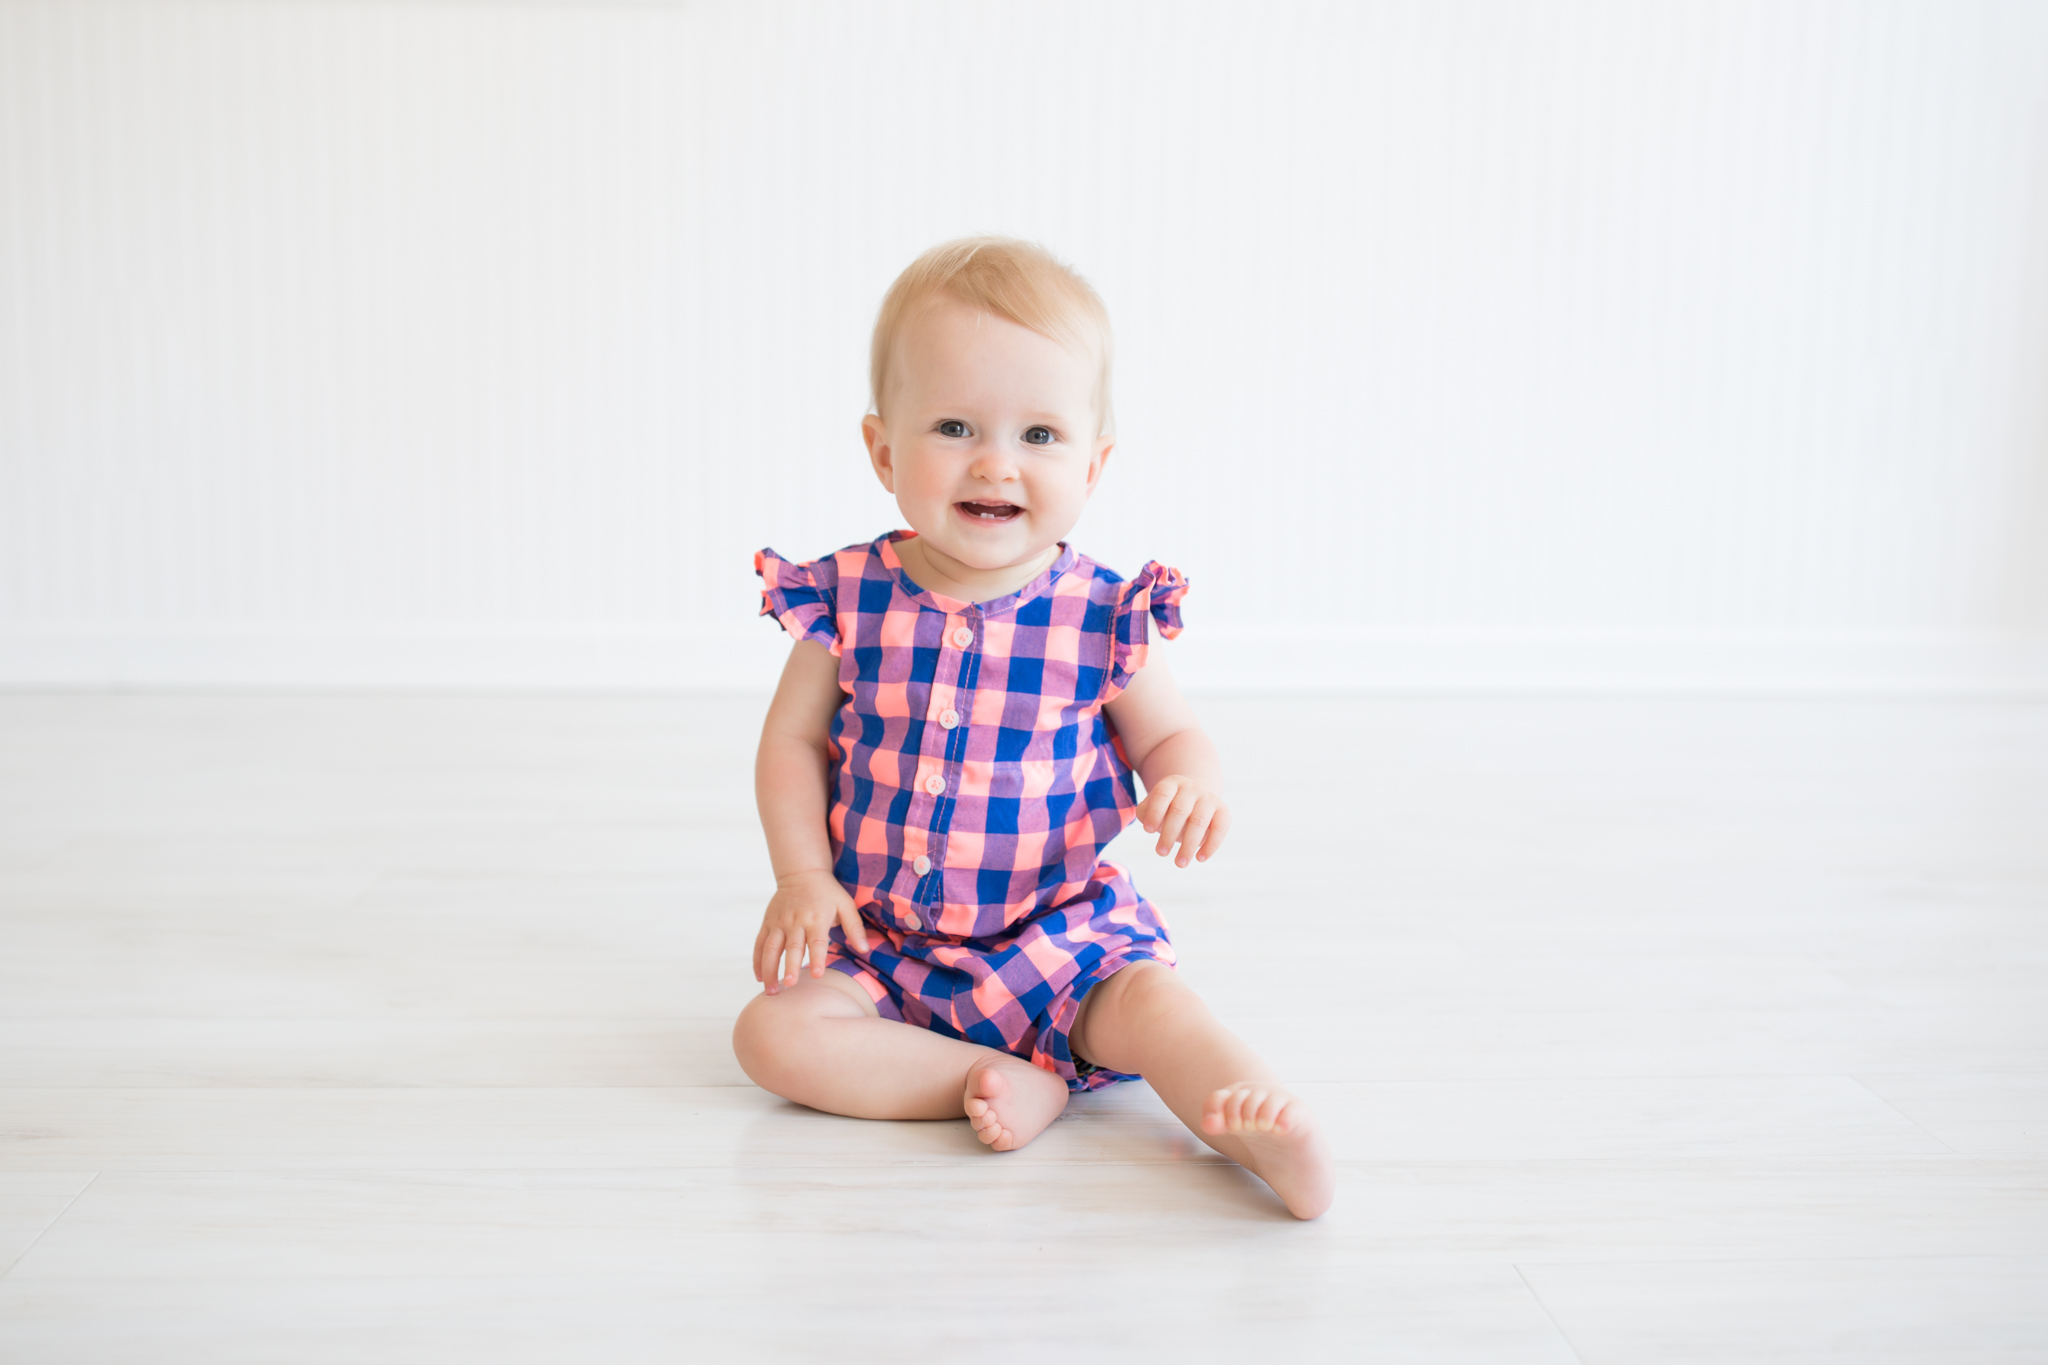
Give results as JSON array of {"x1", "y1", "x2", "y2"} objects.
[{"x1": 733, "y1": 238, "x2": 1334, "y2": 1220}]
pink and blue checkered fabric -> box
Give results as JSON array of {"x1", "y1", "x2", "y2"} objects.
[{"x1": 755, "y1": 531, "x2": 1190, "y2": 1089}]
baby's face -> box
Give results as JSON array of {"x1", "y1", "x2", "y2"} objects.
[{"x1": 863, "y1": 298, "x2": 1110, "y2": 582}]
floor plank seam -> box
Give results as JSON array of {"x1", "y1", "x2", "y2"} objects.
[
  {"x1": 1513, "y1": 1263, "x2": 1588, "y2": 1364},
  {"x1": 1844, "y1": 1074, "x2": 1959, "y2": 1154},
  {"x1": 0, "y1": 1171, "x2": 97, "y2": 1281},
  {"x1": 1511, "y1": 1253, "x2": 2041, "y2": 1267},
  {"x1": 0, "y1": 1161, "x2": 1245, "y2": 1174}
]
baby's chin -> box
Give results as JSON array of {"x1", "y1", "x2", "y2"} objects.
[{"x1": 919, "y1": 526, "x2": 1065, "y2": 575}]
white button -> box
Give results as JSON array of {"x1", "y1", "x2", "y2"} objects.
[
  {"x1": 951, "y1": 627, "x2": 974, "y2": 648},
  {"x1": 924, "y1": 774, "x2": 946, "y2": 796},
  {"x1": 939, "y1": 709, "x2": 959, "y2": 730},
  {"x1": 913, "y1": 855, "x2": 932, "y2": 875},
  {"x1": 903, "y1": 912, "x2": 922, "y2": 930}
]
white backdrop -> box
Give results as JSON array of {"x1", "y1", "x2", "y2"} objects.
[{"x1": 2, "y1": 0, "x2": 2045, "y2": 690}]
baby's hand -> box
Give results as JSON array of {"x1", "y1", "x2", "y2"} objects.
[
  {"x1": 1135, "y1": 775, "x2": 1231, "y2": 868},
  {"x1": 754, "y1": 869, "x2": 870, "y2": 994}
]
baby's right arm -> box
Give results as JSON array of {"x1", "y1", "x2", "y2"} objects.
[{"x1": 752, "y1": 640, "x2": 869, "y2": 993}]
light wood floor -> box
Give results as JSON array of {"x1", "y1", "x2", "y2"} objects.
[{"x1": 1, "y1": 691, "x2": 2043, "y2": 1363}]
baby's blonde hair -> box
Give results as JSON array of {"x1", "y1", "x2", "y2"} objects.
[{"x1": 870, "y1": 236, "x2": 1114, "y2": 433}]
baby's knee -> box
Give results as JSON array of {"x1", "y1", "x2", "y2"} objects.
[
  {"x1": 1098, "y1": 959, "x2": 1203, "y2": 1032},
  {"x1": 731, "y1": 994, "x2": 810, "y2": 1095}
]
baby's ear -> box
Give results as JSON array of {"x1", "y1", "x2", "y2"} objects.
[
  {"x1": 862, "y1": 414, "x2": 896, "y2": 492},
  {"x1": 1085, "y1": 435, "x2": 1114, "y2": 493}
]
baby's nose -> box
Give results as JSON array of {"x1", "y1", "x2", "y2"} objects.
[{"x1": 968, "y1": 446, "x2": 1019, "y2": 479}]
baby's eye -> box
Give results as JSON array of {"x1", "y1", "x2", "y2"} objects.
[
  {"x1": 1022, "y1": 426, "x2": 1056, "y2": 446},
  {"x1": 937, "y1": 419, "x2": 969, "y2": 439}
]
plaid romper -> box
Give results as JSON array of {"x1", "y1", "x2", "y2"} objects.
[{"x1": 755, "y1": 531, "x2": 1189, "y2": 1091}]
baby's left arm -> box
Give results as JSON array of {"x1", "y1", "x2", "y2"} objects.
[{"x1": 1104, "y1": 653, "x2": 1231, "y2": 868}]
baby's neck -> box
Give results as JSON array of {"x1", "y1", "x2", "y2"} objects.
[{"x1": 896, "y1": 537, "x2": 1060, "y2": 605}]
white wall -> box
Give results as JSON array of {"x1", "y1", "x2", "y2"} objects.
[{"x1": 2, "y1": 0, "x2": 2045, "y2": 691}]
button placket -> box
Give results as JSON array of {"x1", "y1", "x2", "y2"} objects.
[
  {"x1": 901, "y1": 606, "x2": 970, "y2": 916},
  {"x1": 917, "y1": 617, "x2": 960, "y2": 819},
  {"x1": 912, "y1": 608, "x2": 981, "y2": 916}
]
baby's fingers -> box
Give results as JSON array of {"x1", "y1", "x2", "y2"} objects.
[
  {"x1": 1154, "y1": 785, "x2": 1199, "y2": 857},
  {"x1": 1174, "y1": 806, "x2": 1212, "y2": 868},
  {"x1": 1136, "y1": 778, "x2": 1179, "y2": 833},
  {"x1": 807, "y1": 926, "x2": 832, "y2": 978},
  {"x1": 1195, "y1": 805, "x2": 1232, "y2": 862},
  {"x1": 836, "y1": 901, "x2": 871, "y2": 955},
  {"x1": 757, "y1": 928, "x2": 785, "y2": 991},
  {"x1": 1152, "y1": 808, "x2": 1184, "y2": 857}
]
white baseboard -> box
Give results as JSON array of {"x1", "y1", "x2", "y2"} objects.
[
  {"x1": 1169, "y1": 627, "x2": 2048, "y2": 694},
  {"x1": 2, "y1": 623, "x2": 2045, "y2": 694},
  {"x1": 0, "y1": 624, "x2": 793, "y2": 691}
]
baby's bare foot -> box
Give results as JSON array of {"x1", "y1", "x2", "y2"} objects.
[
  {"x1": 962, "y1": 1053, "x2": 1069, "y2": 1152},
  {"x1": 1202, "y1": 1083, "x2": 1336, "y2": 1219}
]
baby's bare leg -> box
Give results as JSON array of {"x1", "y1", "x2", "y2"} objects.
[
  {"x1": 1070, "y1": 962, "x2": 1335, "y2": 1219},
  {"x1": 731, "y1": 974, "x2": 1069, "y2": 1148}
]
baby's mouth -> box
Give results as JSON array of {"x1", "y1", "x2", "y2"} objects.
[{"x1": 957, "y1": 501, "x2": 1023, "y2": 523}]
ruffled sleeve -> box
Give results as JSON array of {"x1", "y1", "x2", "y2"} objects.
[
  {"x1": 754, "y1": 548, "x2": 842, "y2": 657},
  {"x1": 1103, "y1": 561, "x2": 1189, "y2": 701}
]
